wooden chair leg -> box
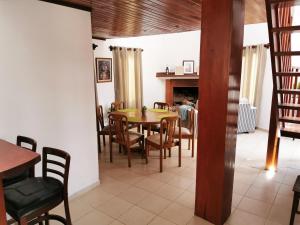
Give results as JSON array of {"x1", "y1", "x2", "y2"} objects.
[
  {"x1": 192, "y1": 137, "x2": 195, "y2": 158},
  {"x1": 64, "y1": 195, "x2": 72, "y2": 225},
  {"x1": 168, "y1": 148, "x2": 171, "y2": 157},
  {"x1": 109, "y1": 139, "x2": 113, "y2": 163},
  {"x1": 102, "y1": 135, "x2": 106, "y2": 146},
  {"x1": 145, "y1": 141, "x2": 148, "y2": 164},
  {"x1": 45, "y1": 212, "x2": 49, "y2": 225},
  {"x1": 160, "y1": 147, "x2": 163, "y2": 173},
  {"x1": 290, "y1": 193, "x2": 299, "y2": 225},
  {"x1": 164, "y1": 148, "x2": 167, "y2": 159},
  {"x1": 97, "y1": 134, "x2": 101, "y2": 153},
  {"x1": 127, "y1": 146, "x2": 131, "y2": 168},
  {"x1": 178, "y1": 145, "x2": 181, "y2": 167},
  {"x1": 188, "y1": 138, "x2": 191, "y2": 149}
]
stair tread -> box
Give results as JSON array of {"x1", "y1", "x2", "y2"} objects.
[
  {"x1": 277, "y1": 89, "x2": 300, "y2": 94},
  {"x1": 279, "y1": 116, "x2": 300, "y2": 123},
  {"x1": 274, "y1": 51, "x2": 300, "y2": 56},
  {"x1": 275, "y1": 72, "x2": 300, "y2": 76},
  {"x1": 278, "y1": 103, "x2": 300, "y2": 109},
  {"x1": 272, "y1": 25, "x2": 300, "y2": 33}
]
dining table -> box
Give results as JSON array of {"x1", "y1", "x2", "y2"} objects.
[
  {"x1": 110, "y1": 108, "x2": 178, "y2": 135},
  {"x1": 0, "y1": 139, "x2": 41, "y2": 225}
]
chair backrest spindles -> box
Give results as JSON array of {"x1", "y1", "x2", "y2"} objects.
[
  {"x1": 108, "y1": 114, "x2": 128, "y2": 145},
  {"x1": 154, "y1": 102, "x2": 169, "y2": 110},
  {"x1": 111, "y1": 101, "x2": 125, "y2": 112}
]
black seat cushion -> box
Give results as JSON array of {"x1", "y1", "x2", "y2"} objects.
[
  {"x1": 5, "y1": 177, "x2": 63, "y2": 219},
  {"x1": 3, "y1": 171, "x2": 29, "y2": 187},
  {"x1": 293, "y1": 175, "x2": 300, "y2": 192}
]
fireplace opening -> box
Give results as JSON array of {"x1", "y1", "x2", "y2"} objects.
[{"x1": 173, "y1": 87, "x2": 198, "y2": 106}]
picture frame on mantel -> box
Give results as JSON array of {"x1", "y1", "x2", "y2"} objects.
[
  {"x1": 183, "y1": 60, "x2": 194, "y2": 74},
  {"x1": 96, "y1": 58, "x2": 112, "y2": 83}
]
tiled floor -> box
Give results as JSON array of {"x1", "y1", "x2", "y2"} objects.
[{"x1": 52, "y1": 130, "x2": 300, "y2": 225}]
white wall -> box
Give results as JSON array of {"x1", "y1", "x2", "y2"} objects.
[
  {"x1": 0, "y1": 0, "x2": 99, "y2": 195},
  {"x1": 94, "y1": 31, "x2": 201, "y2": 120},
  {"x1": 94, "y1": 24, "x2": 273, "y2": 129}
]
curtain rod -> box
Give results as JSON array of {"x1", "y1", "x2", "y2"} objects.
[{"x1": 109, "y1": 46, "x2": 144, "y2": 52}]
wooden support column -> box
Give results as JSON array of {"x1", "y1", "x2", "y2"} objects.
[{"x1": 195, "y1": 1, "x2": 245, "y2": 224}]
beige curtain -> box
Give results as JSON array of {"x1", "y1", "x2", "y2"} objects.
[
  {"x1": 240, "y1": 44, "x2": 267, "y2": 123},
  {"x1": 112, "y1": 47, "x2": 143, "y2": 109},
  {"x1": 240, "y1": 44, "x2": 267, "y2": 105}
]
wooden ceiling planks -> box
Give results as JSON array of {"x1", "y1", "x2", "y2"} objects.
[{"x1": 50, "y1": 0, "x2": 266, "y2": 39}]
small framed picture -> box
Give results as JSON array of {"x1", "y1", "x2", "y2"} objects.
[
  {"x1": 95, "y1": 58, "x2": 112, "y2": 83},
  {"x1": 183, "y1": 60, "x2": 194, "y2": 74}
]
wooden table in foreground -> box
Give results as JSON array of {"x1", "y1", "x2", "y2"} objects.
[
  {"x1": 110, "y1": 109, "x2": 178, "y2": 135},
  {"x1": 0, "y1": 139, "x2": 41, "y2": 225}
]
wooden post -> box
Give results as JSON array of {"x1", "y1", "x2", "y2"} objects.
[
  {"x1": 195, "y1": 0, "x2": 245, "y2": 224},
  {"x1": 0, "y1": 176, "x2": 7, "y2": 225}
]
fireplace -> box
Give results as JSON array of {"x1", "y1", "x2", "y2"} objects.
[{"x1": 165, "y1": 79, "x2": 199, "y2": 106}]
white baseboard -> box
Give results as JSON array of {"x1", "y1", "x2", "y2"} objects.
[{"x1": 69, "y1": 180, "x2": 100, "y2": 200}]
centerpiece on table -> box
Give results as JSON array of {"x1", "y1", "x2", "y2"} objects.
[{"x1": 141, "y1": 106, "x2": 147, "y2": 117}]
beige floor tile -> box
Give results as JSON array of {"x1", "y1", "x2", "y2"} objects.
[
  {"x1": 167, "y1": 176, "x2": 194, "y2": 189},
  {"x1": 175, "y1": 191, "x2": 195, "y2": 209},
  {"x1": 232, "y1": 193, "x2": 243, "y2": 208},
  {"x1": 74, "y1": 209, "x2": 114, "y2": 225},
  {"x1": 78, "y1": 186, "x2": 114, "y2": 207},
  {"x1": 187, "y1": 216, "x2": 214, "y2": 225},
  {"x1": 277, "y1": 184, "x2": 293, "y2": 197},
  {"x1": 96, "y1": 197, "x2": 133, "y2": 219},
  {"x1": 148, "y1": 171, "x2": 177, "y2": 183},
  {"x1": 113, "y1": 172, "x2": 144, "y2": 185},
  {"x1": 160, "y1": 202, "x2": 194, "y2": 225},
  {"x1": 155, "y1": 183, "x2": 185, "y2": 200},
  {"x1": 64, "y1": 198, "x2": 94, "y2": 222},
  {"x1": 110, "y1": 220, "x2": 125, "y2": 225},
  {"x1": 134, "y1": 177, "x2": 165, "y2": 192},
  {"x1": 226, "y1": 209, "x2": 265, "y2": 225},
  {"x1": 117, "y1": 186, "x2": 150, "y2": 204},
  {"x1": 273, "y1": 194, "x2": 293, "y2": 209},
  {"x1": 234, "y1": 172, "x2": 257, "y2": 185},
  {"x1": 237, "y1": 197, "x2": 271, "y2": 218},
  {"x1": 148, "y1": 216, "x2": 177, "y2": 225},
  {"x1": 119, "y1": 206, "x2": 155, "y2": 225},
  {"x1": 100, "y1": 180, "x2": 130, "y2": 196},
  {"x1": 268, "y1": 205, "x2": 291, "y2": 225},
  {"x1": 245, "y1": 186, "x2": 277, "y2": 203},
  {"x1": 186, "y1": 182, "x2": 196, "y2": 193},
  {"x1": 137, "y1": 193, "x2": 171, "y2": 214},
  {"x1": 233, "y1": 181, "x2": 251, "y2": 196}
]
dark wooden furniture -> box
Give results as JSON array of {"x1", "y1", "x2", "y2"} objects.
[
  {"x1": 111, "y1": 101, "x2": 125, "y2": 111},
  {"x1": 42, "y1": 0, "x2": 266, "y2": 39},
  {"x1": 290, "y1": 175, "x2": 300, "y2": 225},
  {"x1": 4, "y1": 147, "x2": 71, "y2": 225},
  {"x1": 156, "y1": 72, "x2": 199, "y2": 79},
  {"x1": 145, "y1": 116, "x2": 181, "y2": 172},
  {"x1": 97, "y1": 105, "x2": 114, "y2": 153},
  {"x1": 142, "y1": 102, "x2": 170, "y2": 134},
  {"x1": 0, "y1": 139, "x2": 41, "y2": 225},
  {"x1": 108, "y1": 114, "x2": 145, "y2": 167},
  {"x1": 174, "y1": 108, "x2": 195, "y2": 157},
  {"x1": 194, "y1": 0, "x2": 244, "y2": 224},
  {"x1": 3, "y1": 136, "x2": 37, "y2": 187}
]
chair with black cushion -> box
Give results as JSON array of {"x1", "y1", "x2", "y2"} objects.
[
  {"x1": 173, "y1": 108, "x2": 195, "y2": 157},
  {"x1": 145, "y1": 116, "x2": 181, "y2": 172},
  {"x1": 109, "y1": 114, "x2": 146, "y2": 167},
  {"x1": 3, "y1": 136, "x2": 37, "y2": 187},
  {"x1": 4, "y1": 147, "x2": 71, "y2": 225},
  {"x1": 142, "y1": 102, "x2": 170, "y2": 134},
  {"x1": 97, "y1": 105, "x2": 115, "y2": 153},
  {"x1": 290, "y1": 175, "x2": 300, "y2": 225}
]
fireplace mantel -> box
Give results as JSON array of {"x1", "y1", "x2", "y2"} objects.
[{"x1": 157, "y1": 72, "x2": 199, "y2": 80}]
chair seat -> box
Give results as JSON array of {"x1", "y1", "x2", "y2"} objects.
[
  {"x1": 128, "y1": 131, "x2": 144, "y2": 144},
  {"x1": 99, "y1": 125, "x2": 115, "y2": 135},
  {"x1": 5, "y1": 177, "x2": 63, "y2": 219},
  {"x1": 293, "y1": 175, "x2": 300, "y2": 192},
  {"x1": 146, "y1": 134, "x2": 178, "y2": 148},
  {"x1": 174, "y1": 127, "x2": 192, "y2": 137}
]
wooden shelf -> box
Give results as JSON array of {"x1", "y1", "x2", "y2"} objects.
[{"x1": 156, "y1": 72, "x2": 199, "y2": 80}]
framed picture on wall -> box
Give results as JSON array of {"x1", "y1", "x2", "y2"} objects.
[
  {"x1": 96, "y1": 58, "x2": 112, "y2": 83},
  {"x1": 183, "y1": 60, "x2": 194, "y2": 74}
]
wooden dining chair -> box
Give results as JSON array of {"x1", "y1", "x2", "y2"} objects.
[
  {"x1": 145, "y1": 116, "x2": 181, "y2": 172},
  {"x1": 111, "y1": 101, "x2": 125, "y2": 112},
  {"x1": 174, "y1": 108, "x2": 195, "y2": 157},
  {"x1": 4, "y1": 147, "x2": 71, "y2": 225},
  {"x1": 142, "y1": 102, "x2": 170, "y2": 134},
  {"x1": 97, "y1": 105, "x2": 115, "y2": 153},
  {"x1": 109, "y1": 114, "x2": 146, "y2": 167},
  {"x1": 3, "y1": 135, "x2": 37, "y2": 187}
]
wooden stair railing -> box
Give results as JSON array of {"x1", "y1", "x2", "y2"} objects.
[{"x1": 265, "y1": 0, "x2": 300, "y2": 169}]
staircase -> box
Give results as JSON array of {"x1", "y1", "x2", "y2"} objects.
[{"x1": 265, "y1": 0, "x2": 300, "y2": 140}]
